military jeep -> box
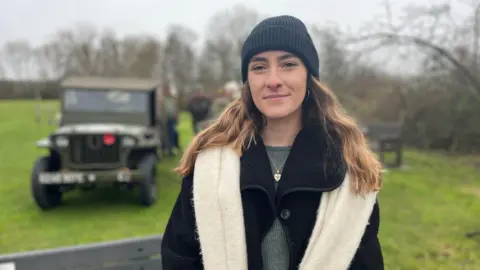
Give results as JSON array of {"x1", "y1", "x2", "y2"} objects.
[{"x1": 32, "y1": 76, "x2": 163, "y2": 210}]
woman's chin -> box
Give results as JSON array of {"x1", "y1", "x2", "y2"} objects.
[{"x1": 262, "y1": 109, "x2": 295, "y2": 120}]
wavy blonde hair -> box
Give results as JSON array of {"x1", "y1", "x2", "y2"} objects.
[{"x1": 175, "y1": 76, "x2": 383, "y2": 195}]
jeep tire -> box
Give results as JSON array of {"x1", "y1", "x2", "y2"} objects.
[
  {"x1": 31, "y1": 156, "x2": 62, "y2": 210},
  {"x1": 138, "y1": 153, "x2": 158, "y2": 206}
]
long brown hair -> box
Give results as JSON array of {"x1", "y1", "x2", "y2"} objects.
[{"x1": 175, "y1": 76, "x2": 383, "y2": 195}]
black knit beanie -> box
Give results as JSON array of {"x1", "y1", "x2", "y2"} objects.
[{"x1": 241, "y1": 15, "x2": 319, "y2": 83}]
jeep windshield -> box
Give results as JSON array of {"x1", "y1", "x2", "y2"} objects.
[{"x1": 63, "y1": 88, "x2": 148, "y2": 113}]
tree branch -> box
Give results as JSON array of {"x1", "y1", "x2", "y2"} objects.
[{"x1": 347, "y1": 32, "x2": 480, "y2": 103}]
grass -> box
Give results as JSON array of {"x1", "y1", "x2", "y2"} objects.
[
  {"x1": 378, "y1": 151, "x2": 480, "y2": 269},
  {"x1": 0, "y1": 100, "x2": 479, "y2": 269}
]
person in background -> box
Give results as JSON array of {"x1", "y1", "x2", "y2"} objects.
[
  {"x1": 155, "y1": 86, "x2": 169, "y2": 157},
  {"x1": 163, "y1": 86, "x2": 179, "y2": 156},
  {"x1": 187, "y1": 87, "x2": 212, "y2": 134}
]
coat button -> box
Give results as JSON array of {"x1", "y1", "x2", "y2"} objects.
[{"x1": 280, "y1": 209, "x2": 290, "y2": 220}]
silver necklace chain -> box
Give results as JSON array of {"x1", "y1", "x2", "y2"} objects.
[{"x1": 266, "y1": 151, "x2": 290, "y2": 182}]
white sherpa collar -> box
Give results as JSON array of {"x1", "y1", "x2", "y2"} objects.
[{"x1": 192, "y1": 146, "x2": 377, "y2": 270}]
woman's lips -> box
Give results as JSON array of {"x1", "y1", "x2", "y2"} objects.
[{"x1": 263, "y1": 94, "x2": 290, "y2": 100}]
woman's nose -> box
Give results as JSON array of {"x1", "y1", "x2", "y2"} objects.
[{"x1": 265, "y1": 69, "x2": 282, "y2": 90}]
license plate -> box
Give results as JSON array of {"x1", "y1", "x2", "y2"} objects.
[
  {"x1": 39, "y1": 172, "x2": 84, "y2": 184},
  {"x1": 117, "y1": 171, "x2": 131, "y2": 182}
]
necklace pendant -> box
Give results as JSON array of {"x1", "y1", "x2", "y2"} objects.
[{"x1": 274, "y1": 173, "x2": 281, "y2": 181}]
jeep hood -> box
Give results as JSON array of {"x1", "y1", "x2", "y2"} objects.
[{"x1": 52, "y1": 123, "x2": 148, "y2": 136}]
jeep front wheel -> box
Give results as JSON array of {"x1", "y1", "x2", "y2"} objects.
[
  {"x1": 31, "y1": 156, "x2": 62, "y2": 210},
  {"x1": 138, "y1": 153, "x2": 158, "y2": 206}
]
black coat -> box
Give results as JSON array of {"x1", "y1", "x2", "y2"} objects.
[{"x1": 161, "y1": 126, "x2": 384, "y2": 270}]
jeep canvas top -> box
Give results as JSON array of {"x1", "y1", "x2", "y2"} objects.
[{"x1": 59, "y1": 76, "x2": 161, "y2": 126}]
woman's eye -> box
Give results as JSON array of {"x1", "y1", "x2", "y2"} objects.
[
  {"x1": 251, "y1": 66, "x2": 265, "y2": 71},
  {"x1": 282, "y1": 62, "x2": 298, "y2": 68}
]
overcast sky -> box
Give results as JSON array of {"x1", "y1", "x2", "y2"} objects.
[
  {"x1": 0, "y1": 0, "x2": 468, "y2": 77},
  {"x1": 1, "y1": 0, "x2": 453, "y2": 46}
]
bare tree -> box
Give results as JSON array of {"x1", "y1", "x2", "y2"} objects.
[
  {"x1": 1, "y1": 40, "x2": 34, "y2": 80},
  {"x1": 347, "y1": 0, "x2": 480, "y2": 103},
  {"x1": 161, "y1": 24, "x2": 198, "y2": 105},
  {"x1": 0, "y1": 63, "x2": 5, "y2": 79},
  {"x1": 342, "y1": 0, "x2": 480, "y2": 152},
  {"x1": 201, "y1": 4, "x2": 262, "y2": 84}
]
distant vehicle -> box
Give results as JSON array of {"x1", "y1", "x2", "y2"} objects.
[{"x1": 32, "y1": 76, "x2": 163, "y2": 210}]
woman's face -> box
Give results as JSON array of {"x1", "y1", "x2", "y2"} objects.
[{"x1": 247, "y1": 50, "x2": 308, "y2": 121}]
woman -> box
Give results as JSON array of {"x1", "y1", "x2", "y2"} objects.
[{"x1": 161, "y1": 15, "x2": 384, "y2": 270}]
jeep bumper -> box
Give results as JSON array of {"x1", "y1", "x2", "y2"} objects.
[{"x1": 37, "y1": 169, "x2": 144, "y2": 185}]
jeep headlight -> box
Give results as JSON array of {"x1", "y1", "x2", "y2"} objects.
[
  {"x1": 55, "y1": 136, "x2": 69, "y2": 147},
  {"x1": 122, "y1": 136, "x2": 136, "y2": 147}
]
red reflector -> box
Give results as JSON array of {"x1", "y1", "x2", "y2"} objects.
[{"x1": 103, "y1": 133, "x2": 116, "y2": 145}]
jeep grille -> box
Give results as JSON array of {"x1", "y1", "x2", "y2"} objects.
[{"x1": 69, "y1": 134, "x2": 121, "y2": 165}]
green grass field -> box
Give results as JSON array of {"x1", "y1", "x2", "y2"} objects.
[{"x1": 1, "y1": 100, "x2": 479, "y2": 269}]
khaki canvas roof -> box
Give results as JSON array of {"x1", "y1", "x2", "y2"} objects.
[{"x1": 60, "y1": 76, "x2": 162, "y2": 91}]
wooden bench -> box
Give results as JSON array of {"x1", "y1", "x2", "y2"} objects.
[
  {"x1": 362, "y1": 122, "x2": 404, "y2": 168},
  {"x1": 0, "y1": 235, "x2": 163, "y2": 270}
]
